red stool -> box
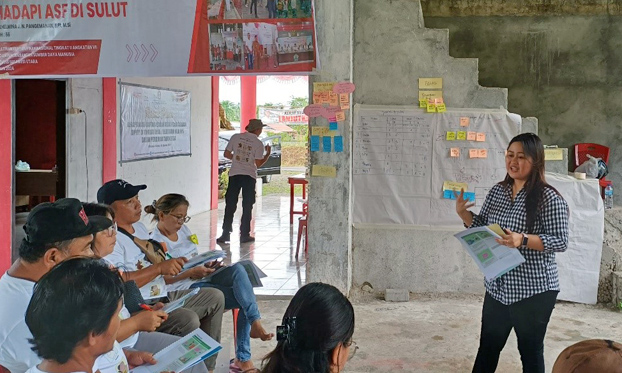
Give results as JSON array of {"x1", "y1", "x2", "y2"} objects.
[
  {"x1": 295, "y1": 202, "x2": 308, "y2": 259},
  {"x1": 0, "y1": 365, "x2": 9, "y2": 373},
  {"x1": 231, "y1": 308, "x2": 239, "y2": 347}
]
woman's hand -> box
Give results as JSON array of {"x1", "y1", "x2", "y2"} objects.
[
  {"x1": 189, "y1": 265, "x2": 216, "y2": 280},
  {"x1": 454, "y1": 189, "x2": 475, "y2": 219},
  {"x1": 133, "y1": 310, "x2": 168, "y2": 332},
  {"x1": 496, "y1": 228, "x2": 523, "y2": 248}
]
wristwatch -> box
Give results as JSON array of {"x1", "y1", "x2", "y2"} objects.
[{"x1": 521, "y1": 233, "x2": 529, "y2": 247}]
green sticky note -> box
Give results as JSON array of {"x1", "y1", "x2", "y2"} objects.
[
  {"x1": 446, "y1": 131, "x2": 456, "y2": 141},
  {"x1": 419, "y1": 100, "x2": 427, "y2": 108},
  {"x1": 457, "y1": 131, "x2": 467, "y2": 141},
  {"x1": 427, "y1": 102, "x2": 436, "y2": 113},
  {"x1": 436, "y1": 103, "x2": 447, "y2": 113}
]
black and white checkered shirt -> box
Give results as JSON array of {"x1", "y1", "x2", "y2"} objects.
[{"x1": 470, "y1": 183, "x2": 569, "y2": 305}]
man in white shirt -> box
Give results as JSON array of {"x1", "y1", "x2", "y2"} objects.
[
  {"x1": 97, "y1": 180, "x2": 225, "y2": 373},
  {"x1": 0, "y1": 198, "x2": 155, "y2": 373},
  {"x1": 217, "y1": 119, "x2": 271, "y2": 244},
  {"x1": 24, "y1": 258, "x2": 125, "y2": 373}
]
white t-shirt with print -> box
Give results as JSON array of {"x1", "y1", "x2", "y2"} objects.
[
  {"x1": 226, "y1": 132, "x2": 265, "y2": 179},
  {"x1": 150, "y1": 225, "x2": 199, "y2": 292},
  {"x1": 104, "y1": 222, "x2": 167, "y2": 301},
  {"x1": 24, "y1": 341, "x2": 127, "y2": 373}
]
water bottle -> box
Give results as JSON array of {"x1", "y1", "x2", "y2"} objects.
[{"x1": 605, "y1": 183, "x2": 614, "y2": 209}]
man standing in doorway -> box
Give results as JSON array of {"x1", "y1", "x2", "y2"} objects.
[
  {"x1": 245, "y1": 33, "x2": 254, "y2": 70},
  {"x1": 217, "y1": 119, "x2": 271, "y2": 244}
]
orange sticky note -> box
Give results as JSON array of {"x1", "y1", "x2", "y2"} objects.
[
  {"x1": 478, "y1": 149, "x2": 488, "y2": 158},
  {"x1": 329, "y1": 92, "x2": 339, "y2": 106},
  {"x1": 312, "y1": 92, "x2": 322, "y2": 104},
  {"x1": 317, "y1": 92, "x2": 330, "y2": 104},
  {"x1": 450, "y1": 148, "x2": 460, "y2": 157},
  {"x1": 476, "y1": 133, "x2": 486, "y2": 142},
  {"x1": 339, "y1": 94, "x2": 350, "y2": 110},
  {"x1": 467, "y1": 131, "x2": 476, "y2": 141},
  {"x1": 469, "y1": 149, "x2": 479, "y2": 159},
  {"x1": 335, "y1": 111, "x2": 346, "y2": 122},
  {"x1": 460, "y1": 117, "x2": 470, "y2": 127}
]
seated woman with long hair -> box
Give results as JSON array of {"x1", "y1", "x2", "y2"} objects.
[
  {"x1": 261, "y1": 282, "x2": 356, "y2": 373},
  {"x1": 145, "y1": 194, "x2": 273, "y2": 372}
]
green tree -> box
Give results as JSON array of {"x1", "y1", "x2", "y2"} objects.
[
  {"x1": 289, "y1": 96, "x2": 309, "y2": 108},
  {"x1": 220, "y1": 100, "x2": 240, "y2": 122}
]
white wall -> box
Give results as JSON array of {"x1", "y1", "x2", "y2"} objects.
[{"x1": 117, "y1": 77, "x2": 213, "y2": 222}]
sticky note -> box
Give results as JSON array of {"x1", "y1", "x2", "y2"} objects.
[
  {"x1": 340, "y1": 94, "x2": 350, "y2": 110},
  {"x1": 189, "y1": 234, "x2": 199, "y2": 245},
  {"x1": 312, "y1": 165, "x2": 337, "y2": 178},
  {"x1": 443, "y1": 189, "x2": 475, "y2": 202},
  {"x1": 329, "y1": 122, "x2": 338, "y2": 131},
  {"x1": 310, "y1": 135, "x2": 320, "y2": 151},
  {"x1": 419, "y1": 78, "x2": 443, "y2": 89},
  {"x1": 427, "y1": 102, "x2": 437, "y2": 113},
  {"x1": 467, "y1": 131, "x2": 477, "y2": 141},
  {"x1": 334, "y1": 136, "x2": 344, "y2": 152},
  {"x1": 446, "y1": 131, "x2": 456, "y2": 141},
  {"x1": 419, "y1": 90, "x2": 443, "y2": 101},
  {"x1": 323, "y1": 136, "x2": 332, "y2": 152},
  {"x1": 419, "y1": 100, "x2": 427, "y2": 108},
  {"x1": 544, "y1": 148, "x2": 564, "y2": 161},
  {"x1": 476, "y1": 133, "x2": 486, "y2": 142},
  {"x1": 335, "y1": 111, "x2": 346, "y2": 122},
  {"x1": 469, "y1": 149, "x2": 479, "y2": 158},
  {"x1": 329, "y1": 92, "x2": 339, "y2": 106},
  {"x1": 436, "y1": 103, "x2": 447, "y2": 113},
  {"x1": 443, "y1": 181, "x2": 468, "y2": 192},
  {"x1": 313, "y1": 82, "x2": 336, "y2": 92},
  {"x1": 311, "y1": 127, "x2": 329, "y2": 136},
  {"x1": 478, "y1": 149, "x2": 488, "y2": 158},
  {"x1": 460, "y1": 117, "x2": 470, "y2": 127},
  {"x1": 450, "y1": 148, "x2": 460, "y2": 157},
  {"x1": 457, "y1": 131, "x2": 467, "y2": 141}
]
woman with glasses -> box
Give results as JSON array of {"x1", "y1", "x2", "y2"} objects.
[
  {"x1": 145, "y1": 194, "x2": 273, "y2": 373},
  {"x1": 261, "y1": 282, "x2": 357, "y2": 373}
]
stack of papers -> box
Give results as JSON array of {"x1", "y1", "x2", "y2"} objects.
[{"x1": 182, "y1": 250, "x2": 227, "y2": 270}]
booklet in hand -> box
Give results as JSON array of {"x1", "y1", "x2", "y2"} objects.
[{"x1": 182, "y1": 250, "x2": 227, "y2": 270}]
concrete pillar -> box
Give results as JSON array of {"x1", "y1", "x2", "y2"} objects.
[
  {"x1": 240, "y1": 76, "x2": 257, "y2": 133},
  {"x1": 307, "y1": 0, "x2": 354, "y2": 293},
  {"x1": 0, "y1": 80, "x2": 13, "y2": 272},
  {"x1": 102, "y1": 78, "x2": 117, "y2": 183}
]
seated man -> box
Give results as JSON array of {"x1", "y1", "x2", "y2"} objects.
[
  {"x1": 25, "y1": 258, "x2": 126, "y2": 373},
  {"x1": 0, "y1": 199, "x2": 154, "y2": 373},
  {"x1": 552, "y1": 339, "x2": 622, "y2": 373},
  {"x1": 97, "y1": 180, "x2": 225, "y2": 373}
]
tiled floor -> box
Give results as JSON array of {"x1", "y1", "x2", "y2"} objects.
[{"x1": 186, "y1": 195, "x2": 307, "y2": 296}]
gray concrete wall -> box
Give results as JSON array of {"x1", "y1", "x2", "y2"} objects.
[
  {"x1": 423, "y1": 5, "x2": 622, "y2": 193},
  {"x1": 601, "y1": 208, "x2": 622, "y2": 303}
]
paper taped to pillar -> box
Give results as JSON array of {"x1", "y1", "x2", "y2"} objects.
[
  {"x1": 0, "y1": 0, "x2": 319, "y2": 77},
  {"x1": 352, "y1": 105, "x2": 521, "y2": 227},
  {"x1": 120, "y1": 84, "x2": 191, "y2": 163},
  {"x1": 546, "y1": 173, "x2": 604, "y2": 305}
]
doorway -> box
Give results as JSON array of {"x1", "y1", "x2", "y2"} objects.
[{"x1": 12, "y1": 79, "x2": 67, "y2": 259}]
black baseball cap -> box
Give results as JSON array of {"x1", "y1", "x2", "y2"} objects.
[
  {"x1": 97, "y1": 179, "x2": 147, "y2": 205},
  {"x1": 23, "y1": 198, "x2": 111, "y2": 244}
]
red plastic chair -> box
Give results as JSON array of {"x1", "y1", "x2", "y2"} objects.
[
  {"x1": 231, "y1": 308, "x2": 239, "y2": 347},
  {"x1": 295, "y1": 201, "x2": 308, "y2": 259},
  {"x1": 574, "y1": 143, "x2": 611, "y2": 191},
  {"x1": 0, "y1": 365, "x2": 8, "y2": 373}
]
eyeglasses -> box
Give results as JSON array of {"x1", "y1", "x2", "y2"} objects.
[
  {"x1": 169, "y1": 213, "x2": 191, "y2": 224},
  {"x1": 345, "y1": 340, "x2": 358, "y2": 361},
  {"x1": 104, "y1": 222, "x2": 117, "y2": 237}
]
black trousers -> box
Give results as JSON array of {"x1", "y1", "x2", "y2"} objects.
[
  {"x1": 473, "y1": 290, "x2": 558, "y2": 373},
  {"x1": 222, "y1": 175, "x2": 256, "y2": 237},
  {"x1": 250, "y1": 0, "x2": 258, "y2": 16}
]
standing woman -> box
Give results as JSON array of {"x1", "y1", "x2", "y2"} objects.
[{"x1": 455, "y1": 133, "x2": 569, "y2": 373}]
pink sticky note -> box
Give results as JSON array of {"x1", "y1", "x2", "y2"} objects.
[
  {"x1": 335, "y1": 111, "x2": 346, "y2": 122},
  {"x1": 478, "y1": 149, "x2": 488, "y2": 158},
  {"x1": 322, "y1": 106, "x2": 342, "y2": 119},
  {"x1": 303, "y1": 104, "x2": 326, "y2": 118},
  {"x1": 460, "y1": 117, "x2": 470, "y2": 127},
  {"x1": 450, "y1": 148, "x2": 460, "y2": 157},
  {"x1": 469, "y1": 149, "x2": 479, "y2": 159},
  {"x1": 333, "y1": 81, "x2": 356, "y2": 94},
  {"x1": 467, "y1": 132, "x2": 476, "y2": 141},
  {"x1": 476, "y1": 133, "x2": 486, "y2": 142}
]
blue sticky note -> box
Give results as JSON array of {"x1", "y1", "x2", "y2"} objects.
[
  {"x1": 329, "y1": 122, "x2": 338, "y2": 131},
  {"x1": 310, "y1": 136, "x2": 320, "y2": 152},
  {"x1": 443, "y1": 190, "x2": 475, "y2": 202},
  {"x1": 323, "y1": 136, "x2": 332, "y2": 152},
  {"x1": 334, "y1": 136, "x2": 344, "y2": 152}
]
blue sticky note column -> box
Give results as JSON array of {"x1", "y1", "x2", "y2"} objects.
[
  {"x1": 323, "y1": 136, "x2": 332, "y2": 152},
  {"x1": 329, "y1": 122, "x2": 338, "y2": 131},
  {"x1": 310, "y1": 136, "x2": 320, "y2": 152},
  {"x1": 443, "y1": 190, "x2": 475, "y2": 202},
  {"x1": 334, "y1": 136, "x2": 344, "y2": 152}
]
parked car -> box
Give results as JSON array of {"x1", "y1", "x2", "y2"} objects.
[{"x1": 218, "y1": 130, "x2": 282, "y2": 183}]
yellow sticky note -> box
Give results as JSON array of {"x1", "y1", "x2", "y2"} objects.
[
  {"x1": 446, "y1": 131, "x2": 456, "y2": 141},
  {"x1": 189, "y1": 234, "x2": 199, "y2": 245},
  {"x1": 339, "y1": 94, "x2": 350, "y2": 110},
  {"x1": 313, "y1": 82, "x2": 336, "y2": 92},
  {"x1": 335, "y1": 111, "x2": 346, "y2": 122},
  {"x1": 476, "y1": 133, "x2": 486, "y2": 142},
  {"x1": 443, "y1": 181, "x2": 468, "y2": 192},
  {"x1": 450, "y1": 148, "x2": 460, "y2": 158},
  {"x1": 419, "y1": 78, "x2": 443, "y2": 89},
  {"x1": 460, "y1": 117, "x2": 470, "y2": 127},
  {"x1": 478, "y1": 149, "x2": 488, "y2": 158},
  {"x1": 436, "y1": 103, "x2": 447, "y2": 113},
  {"x1": 544, "y1": 148, "x2": 564, "y2": 161},
  {"x1": 457, "y1": 131, "x2": 467, "y2": 141},
  {"x1": 427, "y1": 102, "x2": 437, "y2": 113},
  {"x1": 311, "y1": 127, "x2": 329, "y2": 136},
  {"x1": 419, "y1": 100, "x2": 427, "y2": 108},
  {"x1": 467, "y1": 131, "x2": 477, "y2": 141},
  {"x1": 469, "y1": 149, "x2": 479, "y2": 159},
  {"x1": 312, "y1": 165, "x2": 337, "y2": 178},
  {"x1": 419, "y1": 90, "x2": 443, "y2": 101}
]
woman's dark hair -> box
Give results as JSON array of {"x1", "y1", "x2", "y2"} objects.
[
  {"x1": 144, "y1": 194, "x2": 189, "y2": 222},
  {"x1": 501, "y1": 133, "x2": 562, "y2": 232},
  {"x1": 82, "y1": 202, "x2": 115, "y2": 221},
  {"x1": 25, "y1": 257, "x2": 124, "y2": 364},
  {"x1": 261, "y1": 282, "x2": 355, "y2": 373}
]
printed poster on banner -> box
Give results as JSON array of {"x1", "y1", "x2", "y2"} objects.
[
  {"x1": 120, "y1": 83, "x2": 192, "y2": 163},
  {"x1": 0, "y1": 0, "x2": 318, "y2": 77}
]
